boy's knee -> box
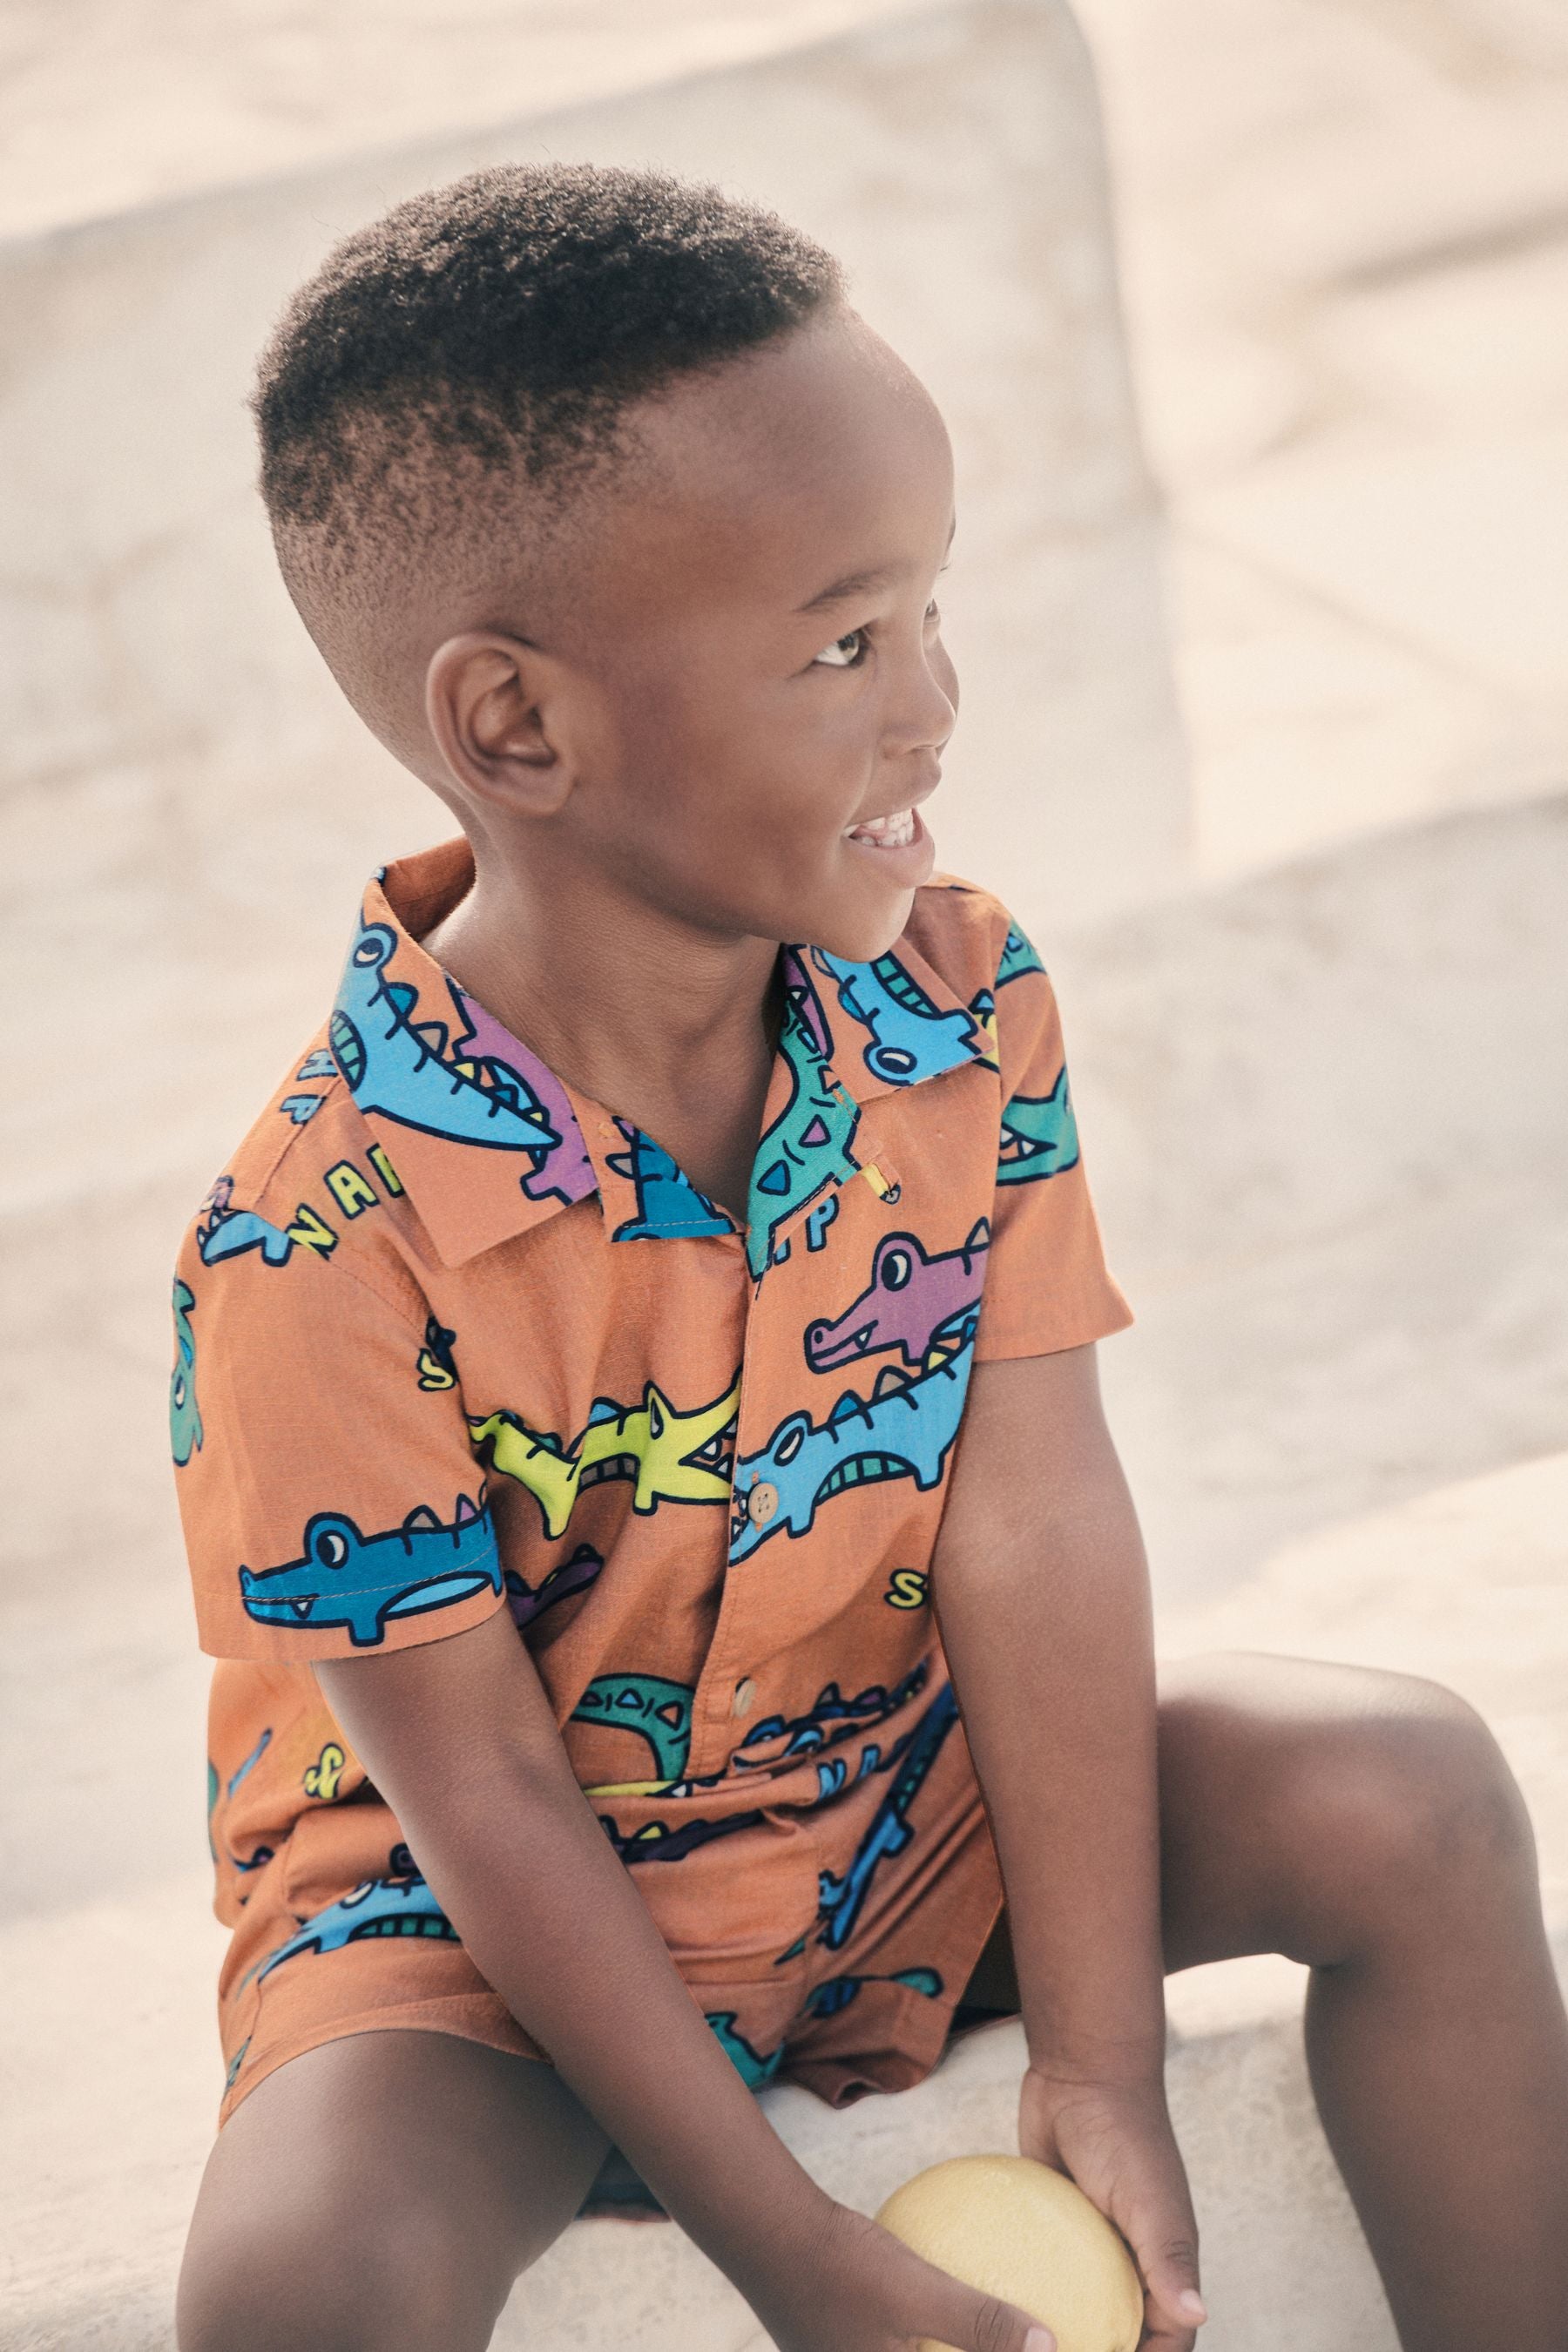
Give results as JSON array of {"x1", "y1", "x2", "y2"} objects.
[
  {"x1": 1281, "y1": 1673, "x2": 1535, "y2": 1950},
  {"x1": 179, "y1": 2206, "x2": 504, "y2": 2352}
]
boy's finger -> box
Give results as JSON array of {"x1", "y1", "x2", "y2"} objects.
[
  {"x1": 1137, "y1": 2227, "x2": 1206, "y2": 2337},
  {"x1": 921, "y1": 2275, "x2": 1055, "y2": 2352}
]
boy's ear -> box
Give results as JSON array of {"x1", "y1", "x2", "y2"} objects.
[{"x1": 423, "y1": 631, "x2": 571, "y2": 814}]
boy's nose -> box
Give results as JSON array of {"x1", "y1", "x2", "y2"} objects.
[{"x1": 889, "y1": 648, "x2": 958, "y2": 756}]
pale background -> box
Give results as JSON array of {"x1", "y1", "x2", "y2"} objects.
[{"x1": 2, "y1": 3, "x2": 1565, "y2": 2345}]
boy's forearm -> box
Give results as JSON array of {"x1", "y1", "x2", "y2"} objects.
[
  {"x1": 312, "y1": 1614, "x2": 831, "y2": 2287},
  {"x1": 355, "y1": 1717, "x2": 830, "y2": 2282},
  {"x1": 938, "y1": 1509, "x2": 1166, "y2": 2076},
  {"x1": 932, "y1": 1355, "x2": 1166, "y2": 2080}
]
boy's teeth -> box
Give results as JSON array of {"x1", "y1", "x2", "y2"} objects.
[{"x1": 847, "y1": 807, "x2": 915, "y2": 845}]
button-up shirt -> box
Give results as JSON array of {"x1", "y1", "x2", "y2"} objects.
[{"x1": 172, "y1": 836, "x2": 1130, "y2": 2063}]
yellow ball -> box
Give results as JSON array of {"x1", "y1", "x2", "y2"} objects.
[{"x1": 875, "y1": 2153, "x2": 1144, "y2": 2352}]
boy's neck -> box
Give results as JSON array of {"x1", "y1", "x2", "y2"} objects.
[{"x1": 418, "y1": 843, "x2": 787, "y2": 1112}]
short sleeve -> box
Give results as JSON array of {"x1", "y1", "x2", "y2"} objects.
[
  {"x1": 970, "y1": 916, "x2": 1133, "y2": 1362},
  {"x1": 168, "y1": 1205, "x2": 506, "y2": 1663}
]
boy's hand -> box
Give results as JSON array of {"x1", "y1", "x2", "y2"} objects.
[
  {"x1": 1018, "y1": 2066, "x2": 1206, "y2": 2352},
  {"x1": 740, "y1": 2194, "x2": 1056, "y2": 2352}
]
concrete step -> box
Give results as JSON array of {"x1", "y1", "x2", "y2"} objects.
[{"x1": 0, "y1": 2, "x2": 923, "y2": 241}]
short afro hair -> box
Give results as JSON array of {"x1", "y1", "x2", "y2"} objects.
[{"x1": 253, "y1": 161, "x2": 846, "y2": 553}]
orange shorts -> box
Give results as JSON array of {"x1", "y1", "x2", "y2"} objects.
[{"x1": 217, "y1": 1690, "x2": 1010, "y2": 2219}]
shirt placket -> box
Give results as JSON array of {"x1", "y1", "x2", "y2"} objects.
[{"x1": 686, "y1": 1104, "x2": 895, "y2": 1783}]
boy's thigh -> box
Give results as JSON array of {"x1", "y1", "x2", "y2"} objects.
[{"x1": 179, "y1": 2029, "x2": 612, "y2": 2352}]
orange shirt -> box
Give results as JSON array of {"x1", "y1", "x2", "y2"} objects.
[{"x1": 172, "y1": 837, "x2": 1131, "y2": 2113}]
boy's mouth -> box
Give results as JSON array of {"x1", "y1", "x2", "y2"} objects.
[
  {"x1": 844, "y1": 806, "x2": 916, "y2": 848},
  {"x1": 841, "y1": 799, "x2": 934, "y2": 879}
]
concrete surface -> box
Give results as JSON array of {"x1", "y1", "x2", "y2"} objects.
[
  {"x1": 1069, "y1": 794, "x2": 1568, "y2": 1600},
  {"x1": 1075, "y1": 0, "x2": 1568, "y2": 877},
  {"x1": 0, "y1": 0, "x2": 926, "y2": 240},
  {"x1": 3, "y1": 0, "x2": 1565, "y2": 2345}
]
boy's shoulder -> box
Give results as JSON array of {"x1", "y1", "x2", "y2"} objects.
[{"x1": 175, "y1": 1021, "x2": 421, "y2": 1309}]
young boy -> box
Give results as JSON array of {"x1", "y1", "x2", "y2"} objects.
[{"x1": 170, "y1": 165, "x2": 1568, "y2": 2352}]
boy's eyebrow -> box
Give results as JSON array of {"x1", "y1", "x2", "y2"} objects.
[{"x1": 795, "y1": 515, "x2": 957, "y2": 615}]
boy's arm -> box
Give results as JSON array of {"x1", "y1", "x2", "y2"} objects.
[
  {"x1": 930, "y1": 1340, "x2": 1207, "y2": 2349},
  {"x1": 314, "y1": 1610, "x2": 829, "y2": 2287}
]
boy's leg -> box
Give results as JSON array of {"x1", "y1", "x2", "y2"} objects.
[
  {"x1": 178, "y1": 2029, "x2": 612, "y2": 2352},
  {"x1": 970, "y1": 1651, "x2": 1568, "y2": 2350},
  {"x1": 1152, "y1": 1650, "x2": 1568, "y2": 2352}
]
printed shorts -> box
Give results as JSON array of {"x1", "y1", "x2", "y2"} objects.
[{"x1": 215, "y1": 1693, "x2": 1011, "y2": 2217}]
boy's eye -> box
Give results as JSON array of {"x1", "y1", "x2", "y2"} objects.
[
  {"x1": 813, "y1": 627, "x2": 868, "y2": 670},
  {"x1": 810, "y1": 586, "x2": 943, "y2": 671}
]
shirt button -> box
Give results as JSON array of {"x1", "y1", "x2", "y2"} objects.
[
  {"x1": 747, "y1": 1481, "x2": 779, "y2": 1525},
  {"x1": 733, "y1": 1678, "x2": 758, "y2": 1718}
]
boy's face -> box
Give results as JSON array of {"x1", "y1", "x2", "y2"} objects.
[{"x1": 517, "y1": 308, "x2": 958, "y2": 965}]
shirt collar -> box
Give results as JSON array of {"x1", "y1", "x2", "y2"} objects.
[
  {"x1": 328, "y1": 838, "x2": 995, "y2": 1268},
  {"x1": 791, "y1": 932, "x2": 996, "y2": 1105}
]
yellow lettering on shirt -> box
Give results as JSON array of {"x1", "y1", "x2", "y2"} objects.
[
  {"x1": 286, "y1": 1204, "x2": 338, "y2": 1254},
  {"x1": 325, "y1": 1161, "x2": 380, "y2": 1219},
  {"x1": 303, "y1": 1742, "x2": 347, "y2": 1801},
  {"x1": 367, "y1": 1144, "x2": 404, "y2": 1196},
  {"x1": 885, "y1": 1567, "x2": 929, "y2": 1610}
]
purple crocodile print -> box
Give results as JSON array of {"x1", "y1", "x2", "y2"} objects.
[
  {"x1": 452, "y1": 985, "x2": 597, "y2": 1207},
  {"x1": 805, "y1": 1220, "x2": 990, "y2": 1372}
]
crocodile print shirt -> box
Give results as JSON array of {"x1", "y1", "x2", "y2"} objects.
[{"x1": 170, "y1": 835, "x2": 1132, "y2": 2126}]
